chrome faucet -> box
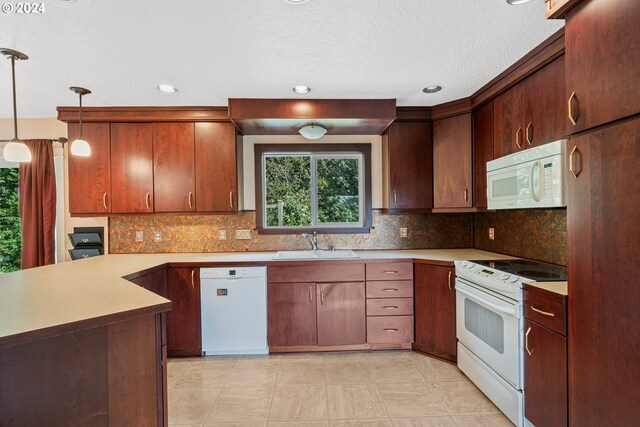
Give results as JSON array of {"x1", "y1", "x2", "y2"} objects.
[{"x1": 302, "y1": 231, "x2": 318, "y2": 251}]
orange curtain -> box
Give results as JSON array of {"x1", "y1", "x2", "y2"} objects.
[{"x1": 18, "y1": 139, "x2": 56, "y2": 269}]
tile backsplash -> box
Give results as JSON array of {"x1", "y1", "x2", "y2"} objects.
[
  {"x1": 473, "y1": 209, "x2": 567, "y2": 266},
  {"x1": 109, "y1": 210, "x2": 473, "y2": 253}
]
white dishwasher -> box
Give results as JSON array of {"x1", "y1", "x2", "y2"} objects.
[{"x1": 200, "y1": 266, "x2": 268, "y2": 355}]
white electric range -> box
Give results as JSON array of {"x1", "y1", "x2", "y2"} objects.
[{"x1": 454, "y1": 259, "x2": 567, "y2": 427}]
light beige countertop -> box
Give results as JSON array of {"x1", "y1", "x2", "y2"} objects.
[
  {"x1": 524, "y1": 281, "x2": 568, "y2": 296},
  {"x1": 0, "y1": 248, "x2": 561, "y2": 348}
]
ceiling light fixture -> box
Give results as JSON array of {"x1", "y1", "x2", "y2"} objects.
[
  {"x1": 69, "y1": 86, "x2": 92, "y2": 157},
  {"x1": 293, "y1": 85, "x2": 311, "y2": 94},
  {"x1": 299, "y1": 124, "x2": 327, "y2": 140},
  {"x1": 506, "y1": 0, "x2": 532, "y2": 4},
  {"x1": 283, "y1": 0, "x2": 311, "y2": 4},
  {"x1": 1, "y1": 48, "x2": 31, "y2": 163},
  {"x1": 157, "y1": 84, "x2": 177, "y2": 93},
  {"x1": 423, "y1": 85, "x2": 443, "y2": 94}
]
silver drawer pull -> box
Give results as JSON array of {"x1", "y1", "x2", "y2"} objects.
[
  {"x1": 383, "y1": 306, "x2": 398, "y2": 309},
  {"x1": 383, "y1": 270, "x2": 399, "y2": 274},
  {"x1": 384, "y1": 328, "x2": 399, "y2": 332},
  {"x1": 531, "y1": 306, "x2": 556, "y2": 317},
  {"x1": 383, "y1": 288, "x2": 398, "y2": 292}
]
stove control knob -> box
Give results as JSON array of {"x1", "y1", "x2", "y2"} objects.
[
  {"x1": 501, "y1": 274, "x2": 510, "y2": 280},
  {"x1": 508, "y1": 276, "x2": 519, "y2": 283}
]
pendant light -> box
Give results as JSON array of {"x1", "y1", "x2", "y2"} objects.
[
  {"x1": 69, "y1": 86, "x2": 91, "y2": 157},
  {"x1": 1, "y1": 48, "x2": 31, "y2": 163}
]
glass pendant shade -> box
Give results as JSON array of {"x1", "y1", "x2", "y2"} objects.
[
  {"x1": 70, "y1": 138, "x2": 91, "y2": 157},
  {"x1": 299, "y1": 124, "x2": 327, "y2": 140},
  {"x1": 3, "y1": 141, "x2": 32, "y2": 162}
]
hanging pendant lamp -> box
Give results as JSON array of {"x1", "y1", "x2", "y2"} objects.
[
  {"x1": 69, "y1": 86, "x2": 91, "y2": 157},
  {"x1": 1, "y1": 48, "x2": 31, "y2": 163}
]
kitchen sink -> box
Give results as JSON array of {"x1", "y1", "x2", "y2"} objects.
[{"x1": 273, "y1": 250, "x2": 359, "y2": 260}]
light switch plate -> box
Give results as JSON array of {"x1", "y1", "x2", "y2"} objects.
[
  {"x1": 218, "y1": 230, "x2": 227, "y2": 240},
  {"x1": 154, "y1": 231, "x2": 163, "y2": 242},
  {"x1": 235, "y1": 229, "x2": 251, "y2": 240},
  {"x1": 135, "y1": 231, "x2": 144, "y2": 242},
  {"x1": 400, "y1": 227, "x2": 408, "y2": 238}
]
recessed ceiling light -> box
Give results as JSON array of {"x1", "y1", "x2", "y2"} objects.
[
  {"x1": 423, "y1": 85, "x2": 442, "y2": 94},
  {"x1": 293, "y1": 85, "x2": 311, "y2": 94},
  {"x1": 283, "y1": 0, "x2": 310, "y2": 4},
  {"x1": 157, "y1": 84, "x2": 177, "y2": 93},
  {"x1": 506, "y1": 0, "x2": 532, "y2": 5}
]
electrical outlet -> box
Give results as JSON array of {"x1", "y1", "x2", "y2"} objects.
[
  {"x1": 489, "y1": 228, "x2": 495, "y2": 240},
  {"x1": 135, "y1": 230, "x2": 144, "y2": 242},
  {"x1": 218, "y1": 230, "x2": 227, "y2": 240},
  {"x1": 154, "y1": 230, "x2": 163, "y2": 242},
  {"x1": 235, "y1": 229, "x2": 251, "y2": 240},
  {"x1": 400, "y1": 227, "x2": 408, "y2": 238}
]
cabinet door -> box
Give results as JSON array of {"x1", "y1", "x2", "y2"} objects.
[
  {"x1": 129, "y1": 268, "x2": 167, "y2": 298},
  {"x1": 153, "y1": 123, "x2": 195, "y2": 212},
  {"x1": 385, "y1": 121, "x2": 433, "y2": 210},
  {"x1": 567, "y1": 116, "x2": 640, "y2": 426},
  {"x1": 524, "y1": 56, "x2": 567, "y2": 147},
  {"x1": 414, "y1": 264, "x2": 456, "y2": 362},
  {"x1": 194, "y1": 122, "x2": 237, "y2": 212},
  {"x1": 167, "y1": 268, "x2": 201, "y2": 356},
  {"x1": 472, "y1": 101, "x2": 493, "y2": 209},
  {"x1": 267, "y1": 283, "x2": 317, "y2": 348},
  {"x1": 68, "y1": 122, "x2": 111, "y2": 214},
  {"x1": 433, "y1": 114, "x2": 473, "y2": 209},
  {"x1": 110, "y1": 123, "x2": 154, "y2": 213},
  {"x1": 317, "y1": 282, "x2": 366, "y2": 346},
  {"x1": 565, "y1": 0, "x2": 640, "y2": 132},
  {"x1": 523, "y1": 320, "x2": 567, "y2": 427},
  {"x1": 493, "y1": 82, "x2": 525, "y2": 158}
]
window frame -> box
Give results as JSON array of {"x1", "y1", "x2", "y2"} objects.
[{"x1": 255, "y1": 143, "x2": 372, "y2": 235}]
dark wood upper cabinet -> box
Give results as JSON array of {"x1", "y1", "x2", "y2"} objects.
[
  {"x1": 565, "y1": 0, "x2": 640, "y2": 133},
  {"x1": 194, "y1": 122, "x2": 238, "y2": 212},
  {"x1": 68, "y1": 122, "x2": 111, "y2": 214},
  {"x1": 493, "y1": 57, "x2": 566, "y2": 157},
  {"x1": 433, "y1": 113, "x2": 473, "y2": 210},
  {"x1": 316, "y1": 282, "x2": 366, "y2": 346},
  {"x1": 166, "y1": 267, "x2": 201, "y2": 356},
  {"x1": 153, "y1": 123, "x2": 195, "y2": 213},
  {"x1": 267, "y1": 282, "x2": 318, "y2": 348},
  {"x1": 567, "y1": 116, "x2": 640, "y2": 426},
  {"x1": 110, "y1": 123, "x2": 154, "y2": 213},
  {"x1": 382, "y1": 121, "x2": 433, "y2": 210},
  {"x1": 472, "y1": 101, "x2": 493, "y2": 209},
  {"x1": 413, "y1": 263, "x2": 457, "y2": 362}
]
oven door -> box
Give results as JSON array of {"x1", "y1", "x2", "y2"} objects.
[{"x1": 456, "y1": 278, "x2": 521, "y2": 388}]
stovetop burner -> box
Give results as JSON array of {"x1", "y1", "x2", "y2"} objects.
[{"x1": 470, "y1": 258, "x2": 567, "y2": 282}]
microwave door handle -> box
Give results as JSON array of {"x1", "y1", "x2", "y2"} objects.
[
  {"x1": 455, "y1": 285, "x2": 517, "y2": 316},
  {"x1": 529, "y1": 162, "x2": 540, "y2": 202}
]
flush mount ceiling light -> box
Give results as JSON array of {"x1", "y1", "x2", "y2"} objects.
[
  {"x1": 69, "y1": 86, "x2": 92, "y2": 157},
  {"x1": 157, "y1": 84, "x2": 177, "y2": 93},
  {"x1": 299, "y1": 124, "x2": 327, "y2": 140},
  {"x1": 283, "y1": 0, "x2": 311, "y2": 4},
  {"x1": 506, "y1": 0, "x2": 532, "y2": 4},
  {"x1": 422, "y1": 85, "x2": 443, "y2": 94},
  {"x1": 0, "y1": 48, "x2": 32, "y2": 163},
  {"x1": 292, "y1": 85, "x2": 311, "y2": 94}
]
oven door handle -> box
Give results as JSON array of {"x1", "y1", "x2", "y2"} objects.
[{"x1": 455, "y1": 285, "x2": 517, "y2": 316}]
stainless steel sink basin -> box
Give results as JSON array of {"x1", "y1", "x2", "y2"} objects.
[{"x1": 273, "y1": 250, "x2": 359, "y2": 260}]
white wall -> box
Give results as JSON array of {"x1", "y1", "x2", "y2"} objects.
[{"x1": 242, "y1": 135, "x2": 383, "y2": 211}]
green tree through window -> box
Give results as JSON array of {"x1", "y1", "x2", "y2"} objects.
[{"x1": 0, "y1": 168, "x2": 21, "y2": 273}]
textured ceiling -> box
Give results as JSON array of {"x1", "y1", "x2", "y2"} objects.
[{"x1": 0, "y1": 0, "x2": 563, "y2": 118}]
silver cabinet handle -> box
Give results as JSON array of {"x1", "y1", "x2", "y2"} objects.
[
  {"x1": 320, "y1": 290, "x2": 325, "y2": 305},
  {"x1": 188, "y1": 192, "x2": 193, "y2": 209},
  {"x1": 448, "y1": 271, "x2": 452, "y2": 291},
  {"x1": 531, "y1": 306, "x2": 555, "y2": 317},
  {"x1": 383, "y1": 270, "x2": 398, "y2": 274},
  {"x1": 525, "y1": 326, "x2": 533, "y2": 356},
  {"x1": 145, "y1": 192, "x2": 150, "y2": 210},
  {"x1": 309, "y1": 285, "x2": 313, "y2": 303},
  {"x1": 393, "y1": 190, "x2": 397, "y2": 207},
  {"x1": 229, "y1": 191, "x2": 233, "y2": 209},
  {"x1": 384, "y1": 328, "x2": 399, "y2": 332},
  {"x1": 383, "y1": 288, "x2": 398, "y2": 292},
  {"x1": 103, "y1": 192, "x2": 108, "y2": 210},
  {"x1": 383, "y1": 305, "x2": 398, "y2": 309},
  {"x1": 191, "y1": 270, "x2": 195, "y2": 289}
]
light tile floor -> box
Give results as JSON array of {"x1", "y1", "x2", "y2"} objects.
[{"x1": 167, "y1": 351, "x2": 514, "y2": 427}]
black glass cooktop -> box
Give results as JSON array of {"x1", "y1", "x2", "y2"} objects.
[{"x1": 470, "y1": 259, "x2": 568, "y2": 282}]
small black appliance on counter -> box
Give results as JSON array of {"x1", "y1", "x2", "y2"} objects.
[{"x1": 68, "y1": 227, "x2": 104, "y2": 260}]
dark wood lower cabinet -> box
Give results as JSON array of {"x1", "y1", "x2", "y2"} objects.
[
  {"x1": 413, "y1": 263, "x2": 456, "y2": 362},
  {"x1": 267, "y1": 282, "x2": 318, "y2": 348},
  {"x1": 567, "y1": 115, "x2": 640, "y2": 426},
  {"x1": 524, "y1": 319, "x2": 567, "y2": 427},
  {"x1": 316, "y1": 282, "x2": 366, "y2": 346},
  {"x1": 128, "y1": 266, "x2": 168, "y2": 298},
  {"x1": 167, "y1": 267, "x2": 201, "y2": 356}
]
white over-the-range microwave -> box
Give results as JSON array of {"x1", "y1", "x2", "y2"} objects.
[{"x1": 487, "y1": 139, "x2": 567, "y2": 210}]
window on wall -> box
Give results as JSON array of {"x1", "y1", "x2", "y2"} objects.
[
  {"x1": 0, "y1": 167, "x2": 21, "y2": 273},
  {"x1": 256, "y1": 144, "x2": 372, "y2": 233}
]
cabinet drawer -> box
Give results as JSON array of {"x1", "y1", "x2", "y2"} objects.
[
  {"x1": 366, "y1": 281, "x2": 413, "y2": 298},
  {"x1": 366, "y1": 262, "x2": 413, "y2": 281},
  {"x1": 366, "y1": 298, "x2": 413, "y2": 316},
  {"x1": 524, "y1": 287, "x2": 567, "y2": 336},
  {"x1": 268, "y1": 263, "x2": 365, "y2": 283},
  {"x1": 367, "y1": 316, "x2": 414, "y2": 344}
]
